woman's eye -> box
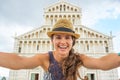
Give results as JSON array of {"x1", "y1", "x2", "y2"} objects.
[
  {"x1": 56, "y1": 36, "x2": 61, "y2": 39},
  {"x1": 66, "y1": 36, "x2": 72, "y2": 39}
]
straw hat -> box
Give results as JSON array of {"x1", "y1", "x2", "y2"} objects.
[{"x1": 47, "y1": 19, "x2": 80, "y2": 39}]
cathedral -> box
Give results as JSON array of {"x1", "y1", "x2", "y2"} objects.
[{"x1": 9, "y1": 0, "x2": 118, "y2": 80}]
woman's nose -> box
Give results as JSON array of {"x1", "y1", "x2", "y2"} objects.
[{"x1": 60, "y1": 38, "x2": 67, "y2": 43}]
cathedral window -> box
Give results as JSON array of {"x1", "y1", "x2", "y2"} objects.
[
  {"x1": 96, "y1": 34, "x2": 98, "y2": 38},
  {"x1": 51, "y1": 19, "x2": 53, "y2": 24},
  {"x1": 46, "y1": 15, "x2": 49, "y2": 18},
  {"x1": 105, "y1": 47, "x2": 109, "y2": 52},
  {"x1": 72, "y1": 19, "x2": 75, "y2": 24},
  {"x1": 71, "y1": 7, "x2": 73, "y2": 11},
  {"x1": 99, "y1": 41, "x2": 102, "y2": 43},
  {"x1": 75, "y1": 9, "x2": 77, "y2": 12},
  {"x1": 56, "y1": 6, "x2": 58, "y2": 9},
  {"x1": 55, "y1": 15, "x2": 57, "y2": 18},
  {"x1": 95, "y1": 41, "x2": 97, "y2": 43},
  {"x1": 47, "y1": 41, "x2": 50, "y2": 43},
  {"x1": 77, "y1": 15, "x2": 80, "y2": 18},
  {"x1": 63, "y1": 15, "x2": 66, "y2": 18},
  {"x1": 29, "y1": 41, "x2": 31, "y2": 44},
  {"x1": 37, "y1": 45, "x2": 39, "y2": 51},
  {"x1": 32, "y1": 33, "x2": 34, "y2": 38},
  {"x1": 72, "y1": 15, "x2": 75, "y2": 18},
  {"x1": 49, "y1": 9, "x2": 51, "y2": 12},
  {"x1": 68, "y1": 15, "x2": 71, "y2": 18},
  {"x1": 33, "y1": 41, "x2": 36, "y2": 43},
  {"x1": 24, "y1": 41, "x2": 27, "y2": 44},
  {"x1": 48, "y1": 28, "x2": 51, "y2": 31},
  {"x1": 31, "y1": 73, "x2": 39, "y2": 80},
  {"x1": 80, "y1": 41, "x2": 83, "y2": 43},
  {"x1": 52, "y1": 8, "x2": 55, "y2": 11},
  {"x1": 60, "y1": 5, "x2": 62, "y2": 11},
  {"x1": 28, "y1": 35, "x2": 31, "y2": 39},
  {"x1": 63, "y1": 4, "x2": 66, "y2": 11},
  {"x1": 87, "y1": 44, "x2": 89, "y2": 51},
  {"x1": 24, "y1": 36, "x2": 27, "y2": 38},
  {"x1": 50, "y1": 15, "x2": 53, "y2": 18},
  {"x1": 67, "y1": 6, "x2": 69, "y2": 9},
  {"x1": 20, "y1": 41, "x2": 22, "y2": 43},
  {"x1": 18, "y1": 47, "x2": 21, "y2": 53},
  {"x1": 87, "y1": 73, "x2": 95, "y2": 80},
  {"x1": 59, "y1": 15, "x2": 62, "y2": 18},
  {"x1": 75, "y1": 28, "x2": 78, "y2": 31},
  {"x1": 90, "y1": 41, "x2": 93, "y2": 43}
]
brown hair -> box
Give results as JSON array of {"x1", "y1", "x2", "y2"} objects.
[{"x1": 61, "y1": 37, "x2": 83, "y2": 80}]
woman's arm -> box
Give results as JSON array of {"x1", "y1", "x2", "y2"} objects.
[
  {"x1": 81, "y1": 53, "x2": 120, "y2": 70},
  {"x1": 0, "y1": 52, "x2": 48, "y2": 70}
]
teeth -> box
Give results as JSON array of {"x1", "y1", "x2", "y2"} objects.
[{"x1": 59, "y1": 46, "x2": 67, "y2": 49}]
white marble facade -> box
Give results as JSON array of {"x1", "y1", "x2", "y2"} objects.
[{"x1": 9, "y1": 0, "x2": 118, "y2": 80}]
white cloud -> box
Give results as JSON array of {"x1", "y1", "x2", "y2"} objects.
[
  {"x1": 80, "y1": 0, "x2": 120, "y2": 27},
  {"x1": 0, "y1": 23, "x2": 33, "y2": 52}
]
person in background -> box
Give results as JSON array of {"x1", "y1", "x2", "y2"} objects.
[{"x1": 0, "y1": 19, "x2": 120, "y2": 80}]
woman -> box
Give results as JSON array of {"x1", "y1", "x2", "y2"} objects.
[{"x1": 0, "y1": 19, "x2": 120, "y2": 80}]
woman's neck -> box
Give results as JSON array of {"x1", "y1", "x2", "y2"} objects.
[{"x1": 53, "y1": 51, "x2": 67, "y2": 63}]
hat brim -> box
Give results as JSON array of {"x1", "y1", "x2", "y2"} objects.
[{"x1": 47, "y1": 31, "x2": 80, "y2": 39}]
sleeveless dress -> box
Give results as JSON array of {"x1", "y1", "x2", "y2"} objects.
[{"x1": 43, "y1": 51, "x2": 65, "y2": 80}]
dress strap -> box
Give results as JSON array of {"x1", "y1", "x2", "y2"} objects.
[{"x1": 48, "y1": 51, "x2": 54, "y2": 63}]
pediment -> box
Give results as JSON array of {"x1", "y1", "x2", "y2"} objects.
[
  {"x1": 16, "y1": 24, "x2": 111, "y2": 40},
  {"x1": 44, "y1": 1, "x2": 81, "y2": 13},
  {"x1": 16, "y1": 25, "x2": 52, "y2": 40},
  {"x1": 74, "y1": 25, "x2": 111, "y2": 39}
]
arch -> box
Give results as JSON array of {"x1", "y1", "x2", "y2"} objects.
[
  {"x1": 24, "y1": 41, "x2": 27, "y2": 44},
  {"x1": 55, "y1": 15, "x2": 58, "y2": 18},
  {"x1": 68, "y1": 15, "x2": 71, "y2": 18},
  {"x1": 32, "y1": 33, "x2": 34, "y2": 38},
  {"x1": 46, "y1": 15, "x2": 49, "y2": 18},
  {"x1": 99, "y1": 41, "x2": 102, "y2": 43},
  {"x1": 90, "y1": 41, "x2": 93, "y2": 43},
  {"x1": 80, "y1": 41, "x2": 83, "y2": 43},
  {"x1": 29, "y1": 41, "x2": 31, "y2": 44},
  {"x1": 75, "y1": 9, "x2": 77, "y2": 12},
  {"x1": 72, "y1": 15, "x2": 75, "y2": 18},
  {"x1": 63, "y1": 15, "x2": 66, "y2": 18},
  {"x1": 52, "y1": 7, "x2": 55, "y2": 11},
  {"x1": 50, "y1": 15, "x2": 53, "y2": 18},
  {"x1": 59, "y1": 15, "x2": 62, "y2": 18},
  {"x1": 71, "y1": 7, "x2": 73, "y2": 11},
  {"x1": 38, "y1": 41, "x2": 41, "y2": 43},
  {"x1": 28, "y1": 34, "x2": 31, "y2": 39},
  {"x1": 20, "y1": 41, "x2": 23, "y2": 44},
  {"x1": 56, "y1": 6, "x2": 59, "y2": 9},
  {"x1": 77, "y1": 15, "x2": 80, "y2": 18},
  {"x1": 35, "y1": 32, "x2": 38, "y2": 38},
  {"x1": 33, "y1": 41, "x2": 36, "y2": 44},
  {"x1": 49, "y1": 9, "x2": 51, "y2": 12}
]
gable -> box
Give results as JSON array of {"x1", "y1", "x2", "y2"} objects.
[{"x1": 44, "y1": 1, "x2": 81, "y2": 13}]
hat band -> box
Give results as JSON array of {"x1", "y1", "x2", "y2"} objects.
[{"x1": 52, "y1": 27, "x2": 75, "y2": 33}]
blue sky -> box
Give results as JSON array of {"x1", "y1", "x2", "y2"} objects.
[{"x1": 0, "y1": 0, "x2": 120, "y2": 78}]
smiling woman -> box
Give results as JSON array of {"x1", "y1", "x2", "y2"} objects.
[{"x1": 0, "y1": 19, "x2": 120, "y2": 80}]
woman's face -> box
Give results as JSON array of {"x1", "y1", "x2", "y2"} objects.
[{"x1": 52, "y1": 33, "x2": 73, "y2": 57}]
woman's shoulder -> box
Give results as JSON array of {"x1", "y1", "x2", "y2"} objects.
[
  {"x1": 35, "y1": 52, "x2": 50, "y2": 71},
  {"x1": 35, "y1": 52, "x2": 49, "y2": 60}
]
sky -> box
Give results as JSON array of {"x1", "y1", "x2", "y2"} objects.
[{"x1": 0, "y1": 0, "x2": 120, "y2": 78}]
